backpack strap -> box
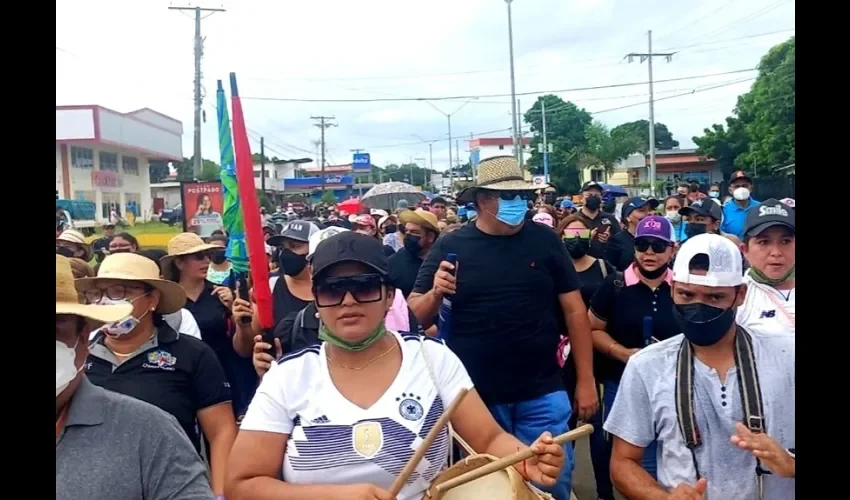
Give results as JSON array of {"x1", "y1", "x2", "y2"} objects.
[
  {"x1": 599, "y1": 259, "x2": 608, "y2": 279},
  {"x1": 675, "y1": 326, "x2": 768, "y2": 498}
]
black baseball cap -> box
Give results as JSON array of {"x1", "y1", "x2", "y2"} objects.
[
  {"x1": 310, "y1": 231, "x2": 389, "y2": 280},
  {"x1": 679, "y1": 198, "x2": 722, "y2": 221},
  {"x1": 581, "y1": 181, "x2": 604, "y2": 193},
  {"x1": 743, "y1": 198, "x2": 795, "y2": 237},
  {"x1": 622, "y1": 196, "x2": 660, "y2": 220},
  {"x1": 267, "y1": 220, "x2": 319, "y2": 246},
  {"x1": 729, "y1": 170, "x2": 753, "y2": 185}
]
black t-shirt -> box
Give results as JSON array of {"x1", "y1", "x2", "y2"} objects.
[
  {"x1": 412, "y1": 221, "x2": 582, "y2": 404},
  {"x1": 575, "y1": 210, "x2": 620, "y2": 259},
  {"x1": 184, "y1": 281, "x2": 232, "y2": 356},
  {"x1": 86, "y1": 325, "x2": 231, "y2": 452},
  {"x1": 577, "y1": 259, "x2": 616, "y2": 308},
  {"x1": 604, "y1": 230, "x2": 635, "y2": 272},
  {"x1": 272, "y1": 275, "x2": 312, "y2": 329},
  {"x1": 589, "y1": 274, "x2": 679, "y2": 382},
  {"x1": 388, "y1": 248, "x2": 424, "y2": 299}
]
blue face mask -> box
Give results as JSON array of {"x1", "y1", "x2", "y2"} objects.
[{"x1": 495, "y1": 196, "x2": 527, "y2": 227}]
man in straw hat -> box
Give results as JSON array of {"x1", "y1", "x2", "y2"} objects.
[
  {"x1": 56, "y1": 229, "x2": 93, "y2": 262},
  {"x1": 408, "y1": 155, "x2": 598, "y2": 499},
  {"x1": 604, "y1": 234, "x2": 795, "y2": 500},
  {"x1": 55, "y1": 255, "x2": 214, "y2": 500},
  {"x1": 389, "y1": 208, "x2": 441, "y2": 299}
]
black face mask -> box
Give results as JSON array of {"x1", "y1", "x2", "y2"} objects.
[
  {"x1": 685, "y1": 223, "x2": 708, "y2": 238},
  {"x1": 544, "y1": 194, "x2": 556, "y2": 205},
  {"x1": 211, "y1": 251, "x2": 227, "y2": 265},
  {"x1": 565, "y1": 239, "x2": 590, "y2": 259},
  {"x1": 585, "y1": 195, "x2": 602, "y2": 211},
  {"x1": 279, "y1": 248, "x2": 308, "y2": 276},
  {"x1": 672, "y1": 302, "x2": 736, "y2": 346},
  {"x1": 602, "y1": 200, "x2": 616, "y2": 214},
  {"x1": 403, "y1": 234, "x2": 422, "y2": 255},
  {"x1": 635, "y1": 260, "x2": 669, "y2": 280},
  {"x1": 383, "y1": 224, "x2": 397, "y2": 234}
]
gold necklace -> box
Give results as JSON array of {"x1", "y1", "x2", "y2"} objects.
[{"x1": 326, "y1": 340, "x2": 398, "y2": 370}]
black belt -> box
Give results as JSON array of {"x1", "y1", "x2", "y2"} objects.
[{"x1": 675, "y1": 326, "x2": 768, "y2": 500}]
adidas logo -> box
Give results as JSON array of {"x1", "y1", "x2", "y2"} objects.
[{"x1": 311, "y1": 415, "x2": 330, "y2": 424}]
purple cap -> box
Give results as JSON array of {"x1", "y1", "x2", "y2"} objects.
[{"x1": 635, "y1": 215, "x2": 673, "y2": 243}]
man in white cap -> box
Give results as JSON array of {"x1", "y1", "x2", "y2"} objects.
[{"x1": 604, "y1": 234, "x2": 794, "y2": 500}]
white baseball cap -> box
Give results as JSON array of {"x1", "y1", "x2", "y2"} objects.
[
  {"x1": 307, "y1": 226, "x2": 350, "y2": 259},
  {"x1": 673, "y1": 233, "x2": 743, "y2": 287}
]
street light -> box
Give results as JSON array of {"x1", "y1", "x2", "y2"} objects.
[
  {"x1": 423, "y1": 98, "x2": 477, "y2": 195},
  {"x1": 506, "y1": 0, "x2": 520, "y2": 162}
]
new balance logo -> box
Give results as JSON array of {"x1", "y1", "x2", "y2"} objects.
[
  {"x1": 759, "y1": 310, "x2": 776, "y2": 319},
  {"x1": 311, "y1": 415, "x2": 330, "y2": 424}
]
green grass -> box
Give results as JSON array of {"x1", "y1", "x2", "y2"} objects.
[{"x1": 91, "y1": 221, "x2": 182, "y2": 238}]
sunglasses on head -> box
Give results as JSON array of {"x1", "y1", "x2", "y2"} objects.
[
  {"x1": 495, "y1": 190, "x2": 535, "y2": 201},
  {"x1": 313, "y1": 273, "x2": 387, "y2": 308},
  {"x1": 563, "y1": 229, "x2": 591, "y2": 240},
  {"x1": 634, "y1": 238, "x2": 672, "y2": 254}
]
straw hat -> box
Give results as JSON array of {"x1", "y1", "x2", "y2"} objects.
[
  {"x1": 56, "y1": 255, "x2": 132, "y2": 323},
  {"x1": 160, "y1": 233, "x2": 220, "y2": 281},
  {"x1": 399, "y1": 208, "x2": 440, "y2": 233},
  {"x1": 57, "y1": 229, "x2": 93, "y2": 262},
  {"x1": 77, "y1": 253, "x2": 187, "y2": 314},
  {"x1": 456, "y1": 155, "x2": 536, "y2": 203}
]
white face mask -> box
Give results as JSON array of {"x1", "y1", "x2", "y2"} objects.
[
  {"x1": 733, "y1": 187, "x2": 751, "y2": 201},
  {"x1": 99, "y1": 296, "x2": 149, "y2": 337},
  {"x1": 709, "y1": 191, "x2": 720, "y2": 199},
  {"x1": 56, "y1": 339, "x2": 81, "y2": 397},
  {"x1": 665, "y1": 211, "x2": 682, "y2": 224}
]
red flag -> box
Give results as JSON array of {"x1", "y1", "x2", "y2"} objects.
[{"x1": 229, "y1": 73, "x2": 274, "y2": 330}]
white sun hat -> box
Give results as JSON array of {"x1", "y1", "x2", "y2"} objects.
[{"x1": 673, "y1": 233, "x2": 743, "y2": 288}]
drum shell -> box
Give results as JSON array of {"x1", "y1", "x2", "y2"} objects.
[{"x1": 426, "y1": 454, "x2": 552, "y2": 500}]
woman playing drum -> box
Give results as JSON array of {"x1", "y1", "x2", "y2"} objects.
[{"x1": 226, "y1": 232, "x2": 564, "y2": 500}]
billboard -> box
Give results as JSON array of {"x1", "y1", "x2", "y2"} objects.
[
  {"x1": 181, "y1": 181, "x2": 225, "y2": 238},
  {"x1": 352, "y1": 152, "x2": 371, "y2": 173}
]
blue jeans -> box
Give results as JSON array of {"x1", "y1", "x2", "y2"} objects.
[
  {"x1": 600, "y1": 380, "x2": 657, "y2": 479},
  {"x1": 488, "y1": 390, "x2": 574, "y2": 500}
]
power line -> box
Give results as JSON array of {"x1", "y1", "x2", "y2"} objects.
[{"x1": 239, "y1": 68, "x2": 757, "y2": 104}]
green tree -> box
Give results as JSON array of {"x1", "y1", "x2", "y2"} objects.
[
  {"x1": 524, "y1": 95, "x2": 593, "y2": 193},
  {"x1": 320, "y1": 189, "x2": 338, "y2": 205},
  {"x1": 172, "y1": 157, "x2": 194, "y2": 181},
  {"x1": 580, "y1": 121, "x2": 640, "y2": 177},
  {"x1": 252, "y1": 153, "x2": 279, "y2": 164},
  {"x1": 611, "y1": 120, "x2": 679, "y2": 153},
  {"x1": 198, "y1": 159, "x2": 221, "y2": 181},
  {"x1": 693, "y1": 37, "x2": 795, "y2": 176},
  {"x1": 171, "y1": 157, "x2": 221, "y2": 182},
  {"x1": 149, "y1": 160, "x2": 170, "y2": 183}
]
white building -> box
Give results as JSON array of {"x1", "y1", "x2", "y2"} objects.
[
  {"x1": 56, "y1": 105, "x2": 183, "y2": 223},
  {"x1": 468, "y1": 137, "x2": 532, "y2": 167}
]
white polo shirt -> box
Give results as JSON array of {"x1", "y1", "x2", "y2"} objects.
[
  {"x1": 240, "y1": 330, "x2": 474, "y2": 500},
  {"x1": 736, "y1": 274, "x2": 795, "y2": 336}
]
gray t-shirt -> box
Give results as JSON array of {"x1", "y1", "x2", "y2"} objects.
[
  {"x1": 56, "y1": 377, "x2": 214, "y2": 500},
  {"x1": 604, "y1": 331, "x2": 795, "y2": 500}
]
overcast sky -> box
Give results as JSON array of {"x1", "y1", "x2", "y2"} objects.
[{"x1": 57, "y1": 0, "x2": 794, "y2": 172}]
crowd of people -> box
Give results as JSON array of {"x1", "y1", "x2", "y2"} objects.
[{"x1": 56, "y1": 155, "x2": 795, "y2": 500}]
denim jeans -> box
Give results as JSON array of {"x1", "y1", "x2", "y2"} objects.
[
  {"x1": 488, "y1": 390, "x2": 574, "y2": 500},
  {"x1": 600, "y1": 380, "x2": 658, "y2": 479}
]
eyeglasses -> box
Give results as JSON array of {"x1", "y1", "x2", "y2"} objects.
[
  {"x1": 634, "y1": 238, "x2": 672, "y2": 254},
  {"x1": 313, "y1": 273, "x2": 386, "y2": 308},
  {"x1": 562, "y1": 229, "x2": 591, "y2": 240},
  {"x1": 186, "y1": 251, "x2": 212, "y2": 261},
  {"x1": 496, "y1": 190, "x2": 535, "y2": 201},
  {"x1": 83, "y1": 284, "x2": 148, "y2": 304}
]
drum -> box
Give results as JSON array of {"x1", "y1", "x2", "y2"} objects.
[{"x1": 426, "y1": 454, "x2": 552, "y2": 500}]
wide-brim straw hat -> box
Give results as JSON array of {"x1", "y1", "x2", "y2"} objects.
[
  {"x1": 160, "y1": 233, "x2": 220, "y2": 282},
  {"x1": 456, "y1": 155, "x2": 536, "y2": 203},
  {"x1": 57, "y1": 229, "x2": 93, "y2": 262},
  {"x1": 56, "y1": 255, "x2": 132, "y2": 323},
  {"x1": 399, "y1": 208, "x2": 440, "y2": 234},
  {"x1": 76, "y1": 253, "x2": 187, "y2": 314}
]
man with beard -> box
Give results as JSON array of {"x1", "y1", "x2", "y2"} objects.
[
  {"x1": 604, "y1": 234, "x2": 794, "y2": 500},
  {"x1": 575, "y1": 181, "x2": 620, "y2": 259},
  {"x1": 589, "y1": 215, "x2": 681, "y2": 485}
]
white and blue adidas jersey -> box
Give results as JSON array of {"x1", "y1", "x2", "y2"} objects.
[{"x1": 239, "y1": 330, "x2": 474, "y2": 500}]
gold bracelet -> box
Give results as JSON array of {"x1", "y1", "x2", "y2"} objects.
[{"x1": 606, "y1": 342, "x2": 619, "y2": 356}]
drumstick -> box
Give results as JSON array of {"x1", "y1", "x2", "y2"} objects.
[
  {"x1": 435, "y1": 423, "x2": 594, "y2": 494},
  {"x1": 389, "y1": 388, "x2": 469, "y2": 496}
]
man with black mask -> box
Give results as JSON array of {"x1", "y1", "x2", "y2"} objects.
[
  {"x1": 678, "y1": 198, "x2": 728, "y2": 243},
  {"x1": 576, "y1": 181, "x2": 620, "y2": 259},
  {"x1": 542, "y1": 186, "x2": 558, "y2": 206},
  {"x1": 605, "y1": 234, "x2": 795, "y2": 500},
  {"x1": 388, "y1": 208, "x2": 440, "y2": 298}
]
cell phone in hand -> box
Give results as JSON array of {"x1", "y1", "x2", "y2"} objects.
[
  {"x1": 262, "y1": 330, "x2": 277, "y2": 358},
  {"x1": 236, "y1": 280, "x2": 252, "y2": 325}
]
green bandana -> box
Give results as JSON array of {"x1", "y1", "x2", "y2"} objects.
[
  {"x1": 319, "y1": 321, "x2": 387, "y2": 352},
  {"x1": 749, "y1": 265, "x2": 795, "y2": 287}
]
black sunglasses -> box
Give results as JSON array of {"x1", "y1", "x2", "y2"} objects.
[
  {"x1": 313, "y1": 273, "x2": 386, "y2": 308},
  {"x1": 496, "y1": 190, "x2": 536, "y2": 201},
  {"x1": 634, "y1": 238, "x2": 672, "y2": 254}
]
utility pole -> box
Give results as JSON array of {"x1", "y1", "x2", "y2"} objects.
[
  {"x1": 455, "y1": 140, "x2": 461, "y2": 187},
  {"x1": 516, "y1": 98, "x2": 524, "y2": 168},
  {"x1": 541, "y1": 98, "x2": 550, "y2": 184},
  {"x1": 428, "y1": 143, "x2": 434, "y2": 188},
  {"x1": 447, "y1": 115, "x2": 453, "y2": 195},
  {"x1": 311, "y1": 116, "x2": 337, "y2": 183},
  {"x1": 505, "y1": 0, "x2": 520, "y2": 162},
  {"x1": 169, "y1": 4, "x2": 225, "y2": 179},
  {"x1": 626, "y1": 30, "x2": 674, "y2": 198},
  {"x1": 260, "y1": 137, "x2": 266, "y2": 192},
  {"x1": 469, "y1": 132, "x2": 475, "y2": 183}
]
